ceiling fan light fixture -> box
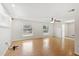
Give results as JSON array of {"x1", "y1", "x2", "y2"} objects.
[
  {"x1": 68, "y1": 8, "x2": 75, "y2": 12},
  {"x1": 50, "y1": 18, "x2": 54, "y2": 23}
]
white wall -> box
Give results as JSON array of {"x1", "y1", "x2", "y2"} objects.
[
  {"x1": 0, "y1": 4, "x2": 11, "y2": 56},
  {"x1": 65, "y1": 22, "x2": 75, "y2": 37},
  {"x1": 65, "y1": 24, "x2": 68, "y2": 37},
  {"x1": 0, "y1": 28, "x2": 11, "y2": 55},
  {"x1": 12, "y1": 19, "x2": 53, "y2": 41},
  {"x1": 75, "y1": 13, "x2": 79, "y2": 54}
]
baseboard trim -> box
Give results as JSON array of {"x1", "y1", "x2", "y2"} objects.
[
  {"x1": 2, "y1": 41, "x2": 12, "y2": 56},
  {"x1": 2, "y1": 45, "x2": 11, "y2": 56},
  {"x1": 2, "y1": 47, "x2": 9, "y2": 56},
  {"x1": 12, "y1": 37, "x2": 44, "y2": 42},
  {"x1": 74, "y1": 52, "x2": 79, "y2": 56}
]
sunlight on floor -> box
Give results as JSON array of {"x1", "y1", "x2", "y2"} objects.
[
  {"x1": 43, "y1": 38, "x2": 49, "y2": 49},
  {"x1": 22, "y1": 40, "x2": 33, "y2": 54}
]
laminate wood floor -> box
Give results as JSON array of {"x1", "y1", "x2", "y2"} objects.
[{"x1": 5, "y1": 37, "x2": 74, "y2": 56}]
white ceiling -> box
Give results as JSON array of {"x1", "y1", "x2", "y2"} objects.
[{"x1": 2, "y1": 3, "x2": 79, "y2": 22}]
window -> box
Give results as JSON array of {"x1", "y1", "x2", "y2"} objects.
[
  {"x1": 23, "y1": 25, "x2": 32, "y2": 34},
  {"x1": 43, "y1": 25, "x2": 49, "y2": 33}
]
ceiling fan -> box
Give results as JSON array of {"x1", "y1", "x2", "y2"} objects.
[
  {"x1": 50, "y1": 18, "x2": 61, "y2": 23},
  {"x1": 68, "y1": 8, "x2": 75, "y2": 12}
]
